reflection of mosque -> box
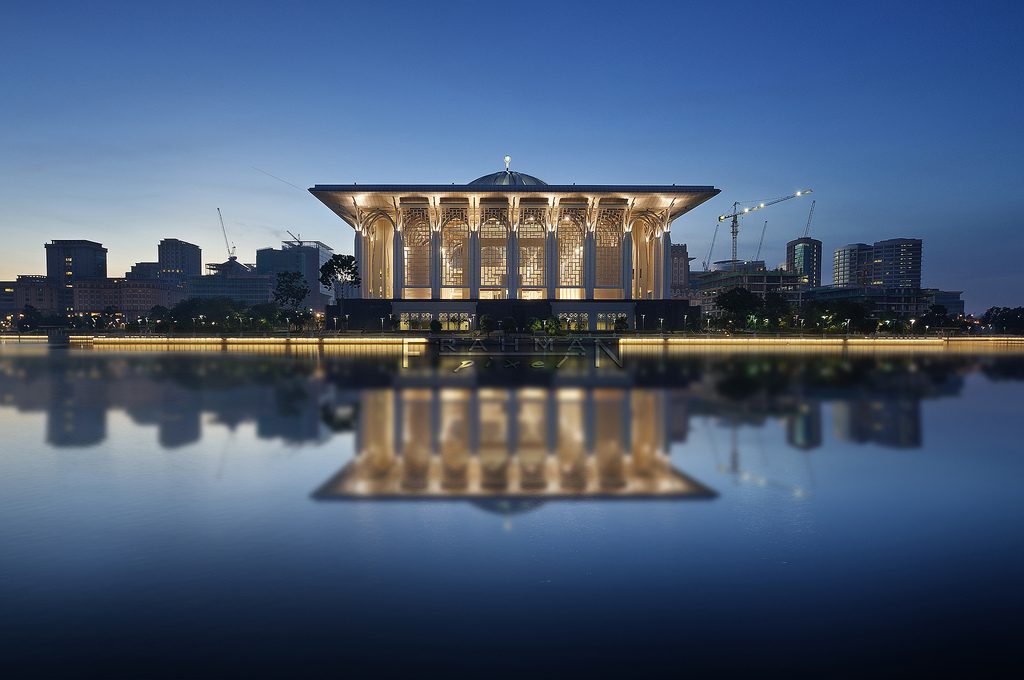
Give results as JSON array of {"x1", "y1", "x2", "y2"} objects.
[
  {"x1": 0, "y1": 352, "x2": 981, "y2": 455},
  {"x1": 314, "y1": 387, "x2": 713, "y2": 500}
]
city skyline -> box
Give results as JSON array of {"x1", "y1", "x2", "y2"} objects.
[{"x1": 2, "y1": 2, "x2": 1022, "y2": 312}]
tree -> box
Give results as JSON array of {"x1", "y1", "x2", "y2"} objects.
[
  {"x1": 614, "y1": 315, "x2": 629, "y2": 333},
  {"x1": 429, "y1": 318, "x2": 442, "y2": 333},
  {"x1": 478, "y1": 314, "x2": 495, "y2": 334},
  {"x1": 981, "y1": 307, "x2": 1024, "y2": 334},
  {"x1": 715, "y1": 287, "x2": 762, "y2": 326},
  {"x1": 17, "y1": 305, "x2": 42, "y2": 331},
  {"x1": 762, "y1": 292, "x2": 791, "y2": 327},
  {"x1": 274, "y1": 271, "x2": 310, "y2": 311},
  {"x1": 319, "y1": 254, "x2": 361, "y2": 293}
]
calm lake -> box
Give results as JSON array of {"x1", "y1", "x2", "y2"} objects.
[{"x1": 1, "y1": 344, "x2": 1023, "y2": 676}]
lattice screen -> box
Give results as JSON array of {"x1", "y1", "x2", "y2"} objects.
[
  {"x1": 595, "y1": 209, "x2": 623, "y2": 287},
  {"x1": 518, "y1": 219, "x2": 546, "y2": 289},
  {"x1": 403, "y1": 208, "x2": 431, "y2": 287},
  {"x1": 441, "y1": 218, "x2": 468, "y2": 287},
  {"x1": 557, "y1": 217, "x2": 584, "y2": 287},
  {"x1": 480, "y1": 217, "x2": 508, "y2": 289}
]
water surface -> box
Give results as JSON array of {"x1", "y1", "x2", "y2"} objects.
[{"x1": 1, "y1": 346, "x2": 1022, "y2": 676}]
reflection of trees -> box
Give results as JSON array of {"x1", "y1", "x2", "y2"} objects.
[{"x1": 980, "y1": 357, "x2": 1024, "y2": 381}]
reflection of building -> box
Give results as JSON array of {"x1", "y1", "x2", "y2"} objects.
[
  {"x1": 0, "y1": 356, "x2": 327, "y2": 448},
  {"x1": 833, "y1": 399, "x2": 921, "y2": 448},
  {"x1": 256, "y1": 240, "x2": 334, "y2": 310},
  {"x1": 315, "y1": 388, "x2": 715, "y2": 501},
  {"x1": 310, "y1": 161, "x2": 716, "y2": 330},
  {"x1": 786, "y1": 401, "x2": 822, "y2": 450}
]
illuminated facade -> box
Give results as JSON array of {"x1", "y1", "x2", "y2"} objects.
[{"x1": 310, "y1": 162, "x2": 718, "y2": 330}]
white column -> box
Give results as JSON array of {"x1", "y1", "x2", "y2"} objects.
[
  {"x1": 621, "y1": 231, "x2": 633, "y2": 300},
  {"x1": 392, "y1": 229, "x2": 404, "y2": 300},
  {"x1": 506, "y1": 231, "x2": 519, "y2": 300}
]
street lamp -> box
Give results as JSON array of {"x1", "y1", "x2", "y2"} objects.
[
  {"x1": 641, "y1": 313, "x2": 646, "y2": 331},
  {"x1": 380, "y1": 317, "x2": 385, "y2": 333},
  {"x1": 683, "y1": 314, "x2": 688, "y2": 335},
  {"x1": 659, "y1": 317, "x2": 664, "y2": 333},
  {"x1": 910, "y1": 318, "x2": 917, "y2": 335}
]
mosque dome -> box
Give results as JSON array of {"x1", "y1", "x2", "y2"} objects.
[{"x1": 468, "y1": 156, "x2": 546, "y2": 186}]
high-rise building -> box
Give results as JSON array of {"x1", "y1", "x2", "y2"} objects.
[
  {"x1": 256, "y1": 240, "x2": 335, "y2": 310},
  {"x1": 0, "y1": 281, "x2": 15, "y2": 313},
  {"x1": 786, "y1": 237, "x2": 822, "y2": 288},
  {"x1": 669, "y1": 244, "x2": 692, "y2": 298},
  {"x1": 157, "y1": 239, "x2": 201, "y2": 283},
  {"x1": 833, "y1": 243, "x2": 873, "y2": 287},
  {"x1": 44, "y1": 240, "x2": 107, "y2": 313},
  {"x1": 870, "y1": 238, "x2": 922, "y2": 288}
]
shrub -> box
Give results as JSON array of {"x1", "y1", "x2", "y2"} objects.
[
  {"x1": 614, "y1": 316, "x2": 629, "y2": 332},
  {"x1": 478, "y1": 314, "x2": 495, "y2": 333},
  {"x1": 501, "y1": 316, "x2": 518, "y2": 333},
  {"x1": 429, "y1": 319, "x2": 442, "y2": 333}
]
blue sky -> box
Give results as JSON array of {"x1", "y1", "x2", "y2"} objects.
[{"x1": 1, "y1": 0, "x2": 1021, "y2": 311}]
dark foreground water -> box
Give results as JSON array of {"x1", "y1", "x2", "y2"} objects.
[{"x1": 1, "y1": 345, "x2": 1023, "y2": 677}]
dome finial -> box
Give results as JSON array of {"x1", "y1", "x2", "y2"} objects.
[{"x1": 503, "y1": 154, "x2": 511, "y2": 172}]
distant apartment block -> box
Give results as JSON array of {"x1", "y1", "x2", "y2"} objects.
[
  {"x1": 833, "y1": 243, "x2": 873, "y2": 287},
  {"x1": 669, "y1": 244, "x2": 692, "y2": 299},
  {"x1": 870, "y1": 238, "x2": 922, "y2": 288},
  {"x1": 45, "y1": 240, "x2": 108, "y2": 312},
  {"x1": 786, "y1": 237, "x2": 822, "y2": 288},
  {"x1": 157, "y1": 238, "x2": 201, "y2": 283}
]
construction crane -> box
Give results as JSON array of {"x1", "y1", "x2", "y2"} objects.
[
  {"x1": 702, "y1": 222, "x2": 721, "y2": 271},
  {"x1": 802, "y1": 200, "x2": 816, "y2": 238},
  {"x1": 754, "y1": 219, "x2": 768, "y2": 262},
  {"x1": 286, "y1": 229, "x2": 302, "y2": 244},
  {"x1": 217, "y1": 208, "x2": 236, "y2": 260},
  {"x1": 717, "y1": 189, "x2": 812, "y2": 269}
]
